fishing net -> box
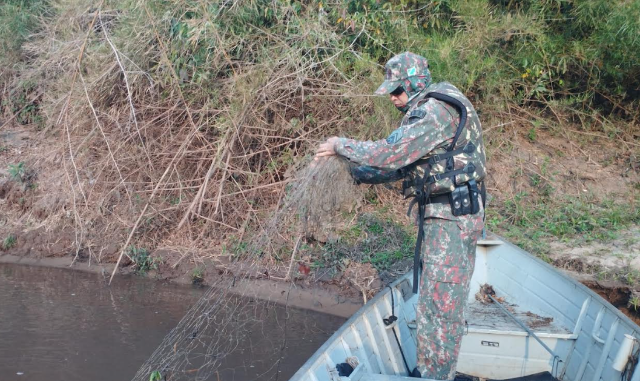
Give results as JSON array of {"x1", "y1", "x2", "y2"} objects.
[
  {"x1": 130, "y1": 159, "x2": 363, "y2": 381},
  {"x1": 290, "y1": 156, "x2": 363, "y2": 242},
  {"x1": 253, "y1": 156, "x2": 364, "y2": 254},
  {"x1": 131, "y1": 279, "x2": 264, "y2": 381},
  {"x1": 130, "y1": 273, "x2": 346, "y2": 381}
]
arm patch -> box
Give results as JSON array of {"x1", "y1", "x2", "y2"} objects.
[
  {"x1": 386, "y1": 127, "x2": 403, "y2": 144},
  {"x1": 406, "y1": 109, "x2": 426, "y2": 124}
]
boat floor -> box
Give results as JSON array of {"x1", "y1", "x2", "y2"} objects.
[
  {"x1": 365, "y1": 372, "x2": 558, "y2": 380},
  {"x1": 453, "y1": 372, "x2": 558, "y2": 381},
  {"x1": 489, "y1": 371, "x2": 558, "y2": 380},
  {"x1": 465, "y1": 301, "x2": 570, "y2": 334}
]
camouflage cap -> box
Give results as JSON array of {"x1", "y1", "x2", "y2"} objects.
[{"x1": 375, "y1": 52, "x2": 430, "y2": 95}]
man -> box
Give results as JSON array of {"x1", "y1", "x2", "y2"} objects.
[{"x1": 315, "y1": 52, "x2": 486, "y2": 380}]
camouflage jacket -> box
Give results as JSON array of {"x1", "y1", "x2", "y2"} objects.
[{"x1": 336, "y1": 82, "x2": 486, "y2": 230}]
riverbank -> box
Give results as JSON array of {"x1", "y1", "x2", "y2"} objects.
[
  {"x1": 0, "y1": 252, "x2": 363, "y2": 318},
  {"x1": 4, "y1": 232, "x2": 640, "y2": 326}
]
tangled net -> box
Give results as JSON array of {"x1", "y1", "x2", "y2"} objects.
[
  {"x1": 255, "y1": 156, "x2": 363, "y2": 249},
  {"x1": 291, "y1": 157, "x2": 363, "y2": 242},
  {"x1": 132, "y1": 279, "x2": 257, "y2": 381}
]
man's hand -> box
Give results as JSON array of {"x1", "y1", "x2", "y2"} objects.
[{"x1": 314, "y1": 136, "x2": 340, "y2": 160}]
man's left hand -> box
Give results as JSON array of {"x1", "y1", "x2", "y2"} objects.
[{"x1": 315, "y1": 137, "x2": 340, "y2": 159}]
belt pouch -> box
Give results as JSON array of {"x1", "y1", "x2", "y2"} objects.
[
  {"x1": 449, "y1": 183, "x2": 471, "y2": 216},
  {"x1": 468, "y1": 179, "x2": 480, "y2": 214}
]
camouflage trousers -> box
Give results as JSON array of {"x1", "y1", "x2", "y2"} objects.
[{"x1": 416, "y1": 217, "x2": 481, "y2": 380}]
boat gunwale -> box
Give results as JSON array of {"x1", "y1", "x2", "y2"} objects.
[{"x1": 289, "y1": 272, "x2": 411, "y2": 380}]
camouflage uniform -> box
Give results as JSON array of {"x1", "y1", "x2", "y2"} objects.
[{"x1": 333, "y1": 52, "x2": 486, "y2": 380}]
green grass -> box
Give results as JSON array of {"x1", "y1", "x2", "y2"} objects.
[
  {"x1": 0, "y1": 0, "x2": 49, "y2": 69},
  {"x1": 312, "y1": 213, "x2": 415, "y2": 274},
  {"x1": 2, "y1": 234, "x2": 17, "y2": 250},
  {"x1": 487, "y1": 193, "x2": 640, "y2": 257}
]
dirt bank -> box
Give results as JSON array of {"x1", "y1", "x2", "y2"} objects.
[{"x1": 0, "y1": 251, "x2": 363, "y2": 318}]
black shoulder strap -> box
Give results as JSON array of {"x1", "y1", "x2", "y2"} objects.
[{"x1": 425, "y1": 91, "x2": 468, "y2": 153}]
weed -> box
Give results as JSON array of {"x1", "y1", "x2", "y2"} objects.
[
  {"x1": 128, "y1": 246, "x2": 159, "y2": 275},
  {"x1": 630, "y1": 296, "x2": 640, "y2": 311},
  {"x1": 530, "y1": 174, "x2": 541, "y2": 187},
  {"x1": 149, "y1": 371, "x2": 162, "y2": 381},
  {"x1": 624, "y1": 269, "x2": 640, "y2": 286},
  {"x1": 8, "y1": 162, "x2": 26, "y2": 182},
  {"x1": 2, "y1": 234, "x2": 17, "y2": 250},
  {"x1": 7, "y1": 161, "x2": 36, "y2": 188},
  {"x1": 191, "y1": 267, "x2": 204, "y2": 284},
  {"x1": 538, "y1": 252, "x2": 553, "y2": 264},
  {"x1": 367, "y1": 220, "x2": 384, "y2": 235},
  {"x1": 490, "y1": 193, "x2": 639, "y2": 256},
  {"x1": 0, "y1": 0, "x2": 49, "y2": 69}
]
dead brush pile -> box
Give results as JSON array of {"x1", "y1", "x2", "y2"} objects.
[{"x1": 7, "y1": 0, "x2": 396, "y2": 270}]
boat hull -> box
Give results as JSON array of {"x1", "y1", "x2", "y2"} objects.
[{"x1": 289, "y1": 238, "x2": 640, "y2": 381}]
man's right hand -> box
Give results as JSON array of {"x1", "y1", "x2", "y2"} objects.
[{"x1": 314, "y1": 137, "x2": 339, "y2": 160}]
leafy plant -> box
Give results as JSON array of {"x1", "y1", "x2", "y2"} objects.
[
  {"x1": 8, "y1": 162, "x2": 26, "y2": 182},
  {"x1": 128, "y1": 246, "x2": 159, "y2": 274},
  {"x1": 2, "y1": 234, "x2": 17, "y2": 250},
  {"x1": 149, "y1": 371, "x2": 162, "y2": 381}
]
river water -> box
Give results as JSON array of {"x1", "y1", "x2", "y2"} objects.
[{"x1": 0, "y1": 264, "x2": 345, "y2": 381}]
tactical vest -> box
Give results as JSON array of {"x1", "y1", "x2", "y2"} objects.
[
  {"x1": 400, "y1": 83, "x2": 487, "y2": 294},
  {"x1": 401, "y1": 82, "x2": 486, "y2": 198}
]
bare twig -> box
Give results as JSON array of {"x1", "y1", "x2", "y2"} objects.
[{"x1": 284, "y1": 235, "x2": 303, "y2": 281}]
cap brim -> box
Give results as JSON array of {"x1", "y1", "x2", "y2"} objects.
[{"x1": 375, "y1": 80, "x2": 402, "y2": 95}]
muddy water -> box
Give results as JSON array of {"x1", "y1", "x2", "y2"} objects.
[{"x1": 0, "y1": 264, "x2": 345, "y2": 381}]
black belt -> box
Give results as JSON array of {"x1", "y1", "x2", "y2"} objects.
[
  {"x1": 428, "y1": 183, "x2": 485, "y2": 206},
  {"x1": 428, "y1": 194, "x2": 450, "y2": 205}
]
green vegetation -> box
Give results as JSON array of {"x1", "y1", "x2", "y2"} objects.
[
  {"x1": 128, "y1": 246, "x2": 159, "y2": 275},
  {"x1": 2, "y1": 234, "x2": 17, "y2": 250},
  {"x1": 313, "y1": 213, "x2": 415, "y2": 273},
  {"x1": 191, "y1": 267, "x2": 204, "y2": 284},
  {"x1": 8, "y1": 162, "x2": 26, "y2": 182},
  {"x1": 4, "y1": 0, "x2": 639, "y2": 128},
  {"x1": 149, "y1": 371, "x2": 162, "y2": 381},
  {"x1": 7, "y1": 161, "x2": 36, "y2": 188},
  {"x1": 0, "y1": 0, "x2": 49, "y2": 68},
  {"x1": 487, "y1": 193, "x2": 640, "y2": 257}
]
